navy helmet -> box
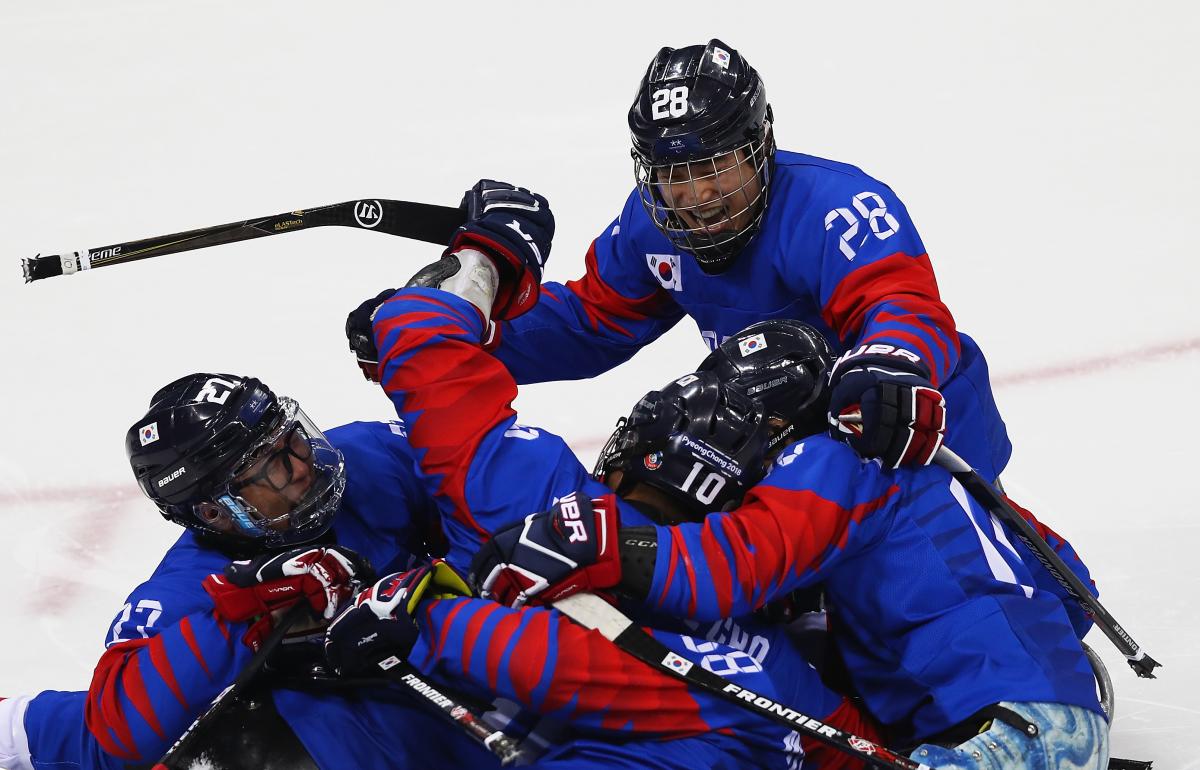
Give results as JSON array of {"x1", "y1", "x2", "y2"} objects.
[
  {"x1": 700, "y1": 319, "x2": 835, "y2": 452},
  {"x1": 593, "y1": 370, "x2": 770, "y2": 520},
  {"x1": 125, "y1": 373, "x2": 345, "y2": 550},
  {"x1": 629, "y1": 39, "x2": 775, "y2": 274}
]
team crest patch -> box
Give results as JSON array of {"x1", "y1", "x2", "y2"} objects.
[
  {"x1": 643, "y1": 452, "x2": 663, "y2": 471},
  {"x1": 139, "y1": 422, "x2": 160, "y2": 446},
  {"x1": 737, "y1": 333, "x2": 768, "y2": 357},
  {"x1": 646, "y1": 254, "x2": 682, "y2": 291}
]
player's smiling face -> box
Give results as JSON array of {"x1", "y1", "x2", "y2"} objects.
[{"x1": 655, "y1": 147, "x2": 763, "y2": 237}]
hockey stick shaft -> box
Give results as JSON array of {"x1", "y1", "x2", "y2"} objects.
[
  {"x1": 552, "y1": 593, "x2": 930, "y2": 770},
  {"x1": 375, "y1": 658, "x2": 521, "y2": 765},
  {"x1": 152, "y1": 601, "x2": 310, "y2": 770},
  {"x1": 21, "y1": 198, "x2": 464, "y2": 282},
  {"x1": 934, "y1": 445, "x2": 1161, "y2": 678}
]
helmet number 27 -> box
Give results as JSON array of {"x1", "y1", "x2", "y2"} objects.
[
  {"x1": 651, "y1": 86, "x2": 690, "y2": 120},
  {"x1": 823, "y1": 191, "x2": 901, "y2": 261}
]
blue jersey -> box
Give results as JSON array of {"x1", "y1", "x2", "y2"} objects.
[
  {"x1": 642, "y1": 433, "x2": 1102, "y2": 743},
  {"x1": 493, "y1": 151, "x2": 1011, "y2": 481},
  {"x1": 18, "y1": 420, "x2": 863, "y2": 769},
  {"x1": 19, "y1": 421, "x2": 479, "y2": 770},
  {"x1": 372, "y1": 287, "x2": 882, "y2": 769}
]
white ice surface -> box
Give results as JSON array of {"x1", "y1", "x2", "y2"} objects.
[{"x1": 0, "y1": 1, "x2": 1196, "y2": 766}]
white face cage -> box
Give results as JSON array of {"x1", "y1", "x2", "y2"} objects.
[{"x1": 633, "y1": 128, "x2": 773, "y2": 271}]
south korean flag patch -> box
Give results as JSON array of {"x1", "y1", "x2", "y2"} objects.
[
  {"x1": 138, "y1": 422, "x2": 160, "y2": 446},
  {"x1": 646, "y1": 254, "x2": 682, "y2": 291},
  {"x1": 737, "y1": 333, "x2": 768, "y2": 357}
]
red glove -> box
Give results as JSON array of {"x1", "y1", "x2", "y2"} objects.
[{"x1": 203, "y1": 545, "x2": 372, "y2": 650}]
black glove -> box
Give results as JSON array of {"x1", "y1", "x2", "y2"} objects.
[
  {"x1": 469, "y1": 492, "x2": 623, "y2": 608},
  {"x1": 827, "y1": 346, "x2": 946, "y2": 468},
  {"x1": 447, "y1": 180, "x2": 553, "y2": 320},
  {"x1": 324, "y1": 559, "x2": 473, "y2": 677},
  {"x1": 345, "y1": 288, "x2": 397, "y2": 382}
]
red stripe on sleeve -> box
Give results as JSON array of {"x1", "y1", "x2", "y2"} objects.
[
  {"x1": 459, "y1": 601, "x2": 504, "y2": 672},
  {"x1": 504, "y1": 609, "x2": 551, "y2": 707},
  {"x1": 699, "y1": 524, "x2": 736, "y2": 619},
  {"x1": 119, "y1": 654, "x2": 166, "y2": 740},
  {"x1": 86, "y1": 640, "x2": 151, "y2": 760},
  {"x1": 484, "y1": 610, "x2": 527, "y2": 693},
  {"x1": 820, "y1": 253, "x2": 957, "y2": 349},
  {"x1": 564, "y1": 241, "x2": 675, "y2": 338},
  {"x1": 147, "y1": 634, "x2": 189, "y2": 711},
  {"x1": 378, "y1": 306, "x2": 517, "y2": 539},
  {"x1": 722, "y1": 484, "x2": 898, "y2": 587},
  {"x1": 179, "y1": 616, "x2": 212, "y2": 678},
  {"x1": 670, "y1": 527, "x2": 699, "y2": 618}
]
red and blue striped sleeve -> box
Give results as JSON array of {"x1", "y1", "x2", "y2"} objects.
[
  {"x1": 492, "y1": 195, "x2": 685, "y2": 384},
  {"x1": 410, "y1": 596, "x2": 879, "y2": 755},
  {"x1": 808, "y1": 183, "x2": 960, "y2": 386},
  {"x1": 648, "y1": 440, "x2": 899, "y2": 622},
  {"x1": 373, "y1": 287, "x2": 515, "y2": 542},
  {"x1": 84, "y1": 607, "x2": 251, "y2": 763}
]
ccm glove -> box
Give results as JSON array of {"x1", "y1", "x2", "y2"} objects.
[
  {"x1": 345, "y1": 288, "x2": 398, "y2": 382},
  {"x1": 469, "y1": 492, "x2": 621, "y2": 608},
  {"x1": 324, "y1": 559, "x2": 472, "y2": 677},
  {"x1": 203, "y1": 545, "x2": 374, "y2": 651},
  {"x1": 827, "y1": 346, "x2": 947, "y2": 469},
  {"x1": 448, "y1": 179, "x2": 553, "y2": 320}
]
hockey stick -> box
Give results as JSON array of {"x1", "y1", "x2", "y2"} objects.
[
  {"x1": 20, "y1": 198, "x2": 464, "y2": 283},
  {"x1": 934, "y1": 445, "x2": 1161, "y2": 678},
  {"x1": 374, "y1": 657, "x2": 521, "y2": 765},
  {"x1": 152, "y1": 601, "x2": 310, "y2": 770},
  {"x1": 552, "y1": 593, "x2": 931, "y2": 770}
]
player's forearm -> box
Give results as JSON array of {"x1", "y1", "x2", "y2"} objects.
[
  {"x1": 412, "y1": 598, "x2": 720, "y2": 739},
  {"x1": 85, "y1": 611, "x2": 251, "y2": 763},
  {"x1": 821, "y1": 253, "x2": 960, "y2": 385}
]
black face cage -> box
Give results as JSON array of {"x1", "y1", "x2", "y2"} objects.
[{"x1": 633, "y1": 126, "x2": 775, "y2": 273}]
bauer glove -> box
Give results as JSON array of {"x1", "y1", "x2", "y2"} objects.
[
  {"x1": 470, "y1": 491, "x2": 622, "y2": 608},
  {"x1": 827, "y1": 346, "x2": 946, "y2": 469}
]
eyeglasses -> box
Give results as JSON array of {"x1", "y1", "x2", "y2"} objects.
[{"x1": 232, "y1": 426, "x2": 313, "y2": 493}]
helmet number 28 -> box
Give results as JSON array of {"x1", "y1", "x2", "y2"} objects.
[
  {"x1": 823, "y1": 191, "x2": 901, "y2": 261},
  {"x1": 651, "y1": 86, "x2": 690, "y2": 120}
]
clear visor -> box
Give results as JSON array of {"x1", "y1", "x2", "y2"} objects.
[{"x1": 198, "y1": 398, "x2": 345, "y2": 547}]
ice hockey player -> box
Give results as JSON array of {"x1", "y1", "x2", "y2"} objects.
[
  {"x1": 331, "y1": 207, "x2": 886, "y2": 768},
  {"x1": 427, "y1": 39, "x2": 1012, "y2": 484},
  {"x1": 0, "y1": 373, "x2": 505, "y2": 770},
  {"x1": 0, "y1": 371, "x2": 855, "y2": 770},
  {"x1": 469, "y1": 319, "x2": 1111, "y2": 770}
]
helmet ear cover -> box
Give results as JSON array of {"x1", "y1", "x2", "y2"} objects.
[{"x1": 594, "y1": 371, "x2": 771, "y2": 521}]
